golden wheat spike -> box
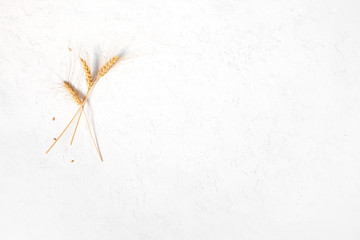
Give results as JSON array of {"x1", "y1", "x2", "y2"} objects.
[
  {"x1": 63, "y1": 81, "x2": 82, "y2": 105},
  {"x1": 80, "y1": 58, "x2": 92, "y2": 89},
  {"x1": 98, "y1": 56, "x2": 119, "y2": 78}
]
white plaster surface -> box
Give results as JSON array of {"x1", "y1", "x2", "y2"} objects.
[{"x1": 1, "y1": 0, "x2": 360, "y2": 239}]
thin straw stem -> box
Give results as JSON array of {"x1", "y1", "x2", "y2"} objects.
[
  {"x1": 70, "y1": 107, "x2": 83, "y2": 145},
  {"x1": 83, "y1": 110, "x2": 103, "y2": 161},
  {"x1": 46, "y1": 107, "x2": 81, "y2": 154}
]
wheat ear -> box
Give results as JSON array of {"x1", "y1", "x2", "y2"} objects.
[
  {"x1": 70, "y1": 55, "x2": 119, "y2": 146},
  {"x1": 63, "y1": 81, "x2": 82, "y2": 105},
  {"x1": 80, "y1": 58, "x2": 93, "y2": 90},
  {"x1": 98, "y1": 56, "x2": 119, "y2": 78},
  {"x1": 63, "y1": 81, "x2": 84, "y2": 143}
]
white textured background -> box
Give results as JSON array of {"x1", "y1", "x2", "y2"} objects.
[{"x1": 1, "y1": 0, "x2": 360, "y2": 239}]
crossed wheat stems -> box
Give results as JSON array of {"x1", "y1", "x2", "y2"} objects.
[{"x1": 46, "y1": 55, "x2": 119, "y2": 161}]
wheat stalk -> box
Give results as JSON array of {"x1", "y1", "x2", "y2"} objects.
[
  {"x1": 68, "y1": 57, "x2": 92, "y2": 146},
  {"x1": 46, "y1": 107, "x2": 81, "y2": 154},
  {"x1": 83, "y1": 108, "x2": 103, "y2": 161},
  {"x1": 80, "y1": 58, "x2": 93, "y2": 90},
  {"x1": 70, "y1": 58, "x2": 92, "y2": 145}
]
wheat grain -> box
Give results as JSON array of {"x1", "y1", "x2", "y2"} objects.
[
  {"x1": 63, "y1": 81, "x2": 82, "y2": 105},
  {"x1": 80, "y1": 58, "x2": 93, "y2": 89},
  {"x1": 98, "y1": 56, "x2": 119, "y2": 78}
]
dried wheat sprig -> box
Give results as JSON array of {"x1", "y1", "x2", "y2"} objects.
[
  {"x1": 63, "y1": 81, "x2": 82, "y2": 105},
  {"x1": 46, "y1": 80, "x2": 102, "y2": 161},
  {"x1": 63, "y1": 82, "x2": 102, "y2": 161},
  {"x1": 47, "y1": 83, "x2": 93, "y2": 154},
  {"x1": 46, "y1": 55, "x2": 120, "y2": 155},
  {"x1": 80, "y1": 58, "x2": 93, "y2": 90},
  {"x1": 70, "y1": 55, "x2": 119, "y2": 146},
  {"x1": 70, "y1": 58, "x2": 91, "y2": 145}
]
